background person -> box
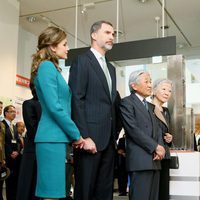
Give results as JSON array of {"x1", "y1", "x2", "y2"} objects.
[
  {"x1": 2, "y1": 105, "x2": 22, "y2": 200},
  {"x1": 0, "y1": 101, "x2": 4, "y2": 200},
  {"x1": 31, "y1": 26, "x2": 84, "y2": 200},
  {"x1": 152, "y1": 78, "x2": 173, "y2": 200},
  {"x1": 0, "y1": 120, "x2": 5, "y2": 200},
  {"x1": 61, "y1": 144, "x2": 74, "y2": 200},
  {"x1": 0, "y1": 102, "x2": 3, "y2": 121},
  {"x1": 16, "y1": 82, "x2": 41, "y2": 200},
  {"x1": 117, "y1": 133, "x2": 128, "y2": 196},
  {"x1": 16, "y1": 121, "x2": 25, "y2": 151}
]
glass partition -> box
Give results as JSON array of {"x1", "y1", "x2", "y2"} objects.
[{"x1": 185, "y1": 59, "x2": 200, "y2": 150}]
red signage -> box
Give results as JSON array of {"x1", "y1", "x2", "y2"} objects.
[{"x1": 16, "y1": 74, "x2": 30, "y2": 88}]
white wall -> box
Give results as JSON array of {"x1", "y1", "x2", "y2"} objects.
[
  {"x1": 16, "y1": 26, "x2": 38, "y2": 100},
  {"x1": 17, "y1": 26, "x2": 37, "y2": 78},
  {"x1": 0, "y1": 0, "x2": 38, "y2": 121},
  {"x1": 0, "y1": 0, "x2": 19, "y2": 100},
  {"x1": 116, "y1": 67, "x2": 126, "y2": 98}
]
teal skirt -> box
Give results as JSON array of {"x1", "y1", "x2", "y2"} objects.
[{"x1": 35, "y1": 143, "x2": 66, "y2": 198}]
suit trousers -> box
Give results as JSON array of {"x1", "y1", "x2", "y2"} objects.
[
  {"x1": 159, "y1": 159, "x2": 170, "y2": 200},
  {"x1": 6, "y1": 158, "x2": 21, "y2": 200},
  {"x1": 129, "y1": 170, "x2": 160, "y2": 200},
  {"x1": 16, "y1": 153, "x2": 38, "y2": 200},
  {"x1": 117, "y1": 156, "x2": 128, "y2": 194},
  {"x1": 0, "y1": 180, "x2": 4, "y2": 200},
  {"x1": 74, "y1": 141, "x2": 115, "y2": 200}
]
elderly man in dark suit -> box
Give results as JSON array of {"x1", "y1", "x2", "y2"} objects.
[
  {"x1": 120, "y1": 70, "x2": 165, "y2": 200},
  {"x1": 69, "y1": 20, "x2": 120, "y2": 200}
]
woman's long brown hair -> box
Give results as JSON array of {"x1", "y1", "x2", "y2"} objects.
[{"x1": 30, "y1": 26, "x2": 66, "y2": 83}]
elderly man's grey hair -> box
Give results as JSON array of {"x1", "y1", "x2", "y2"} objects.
[{"x1": 128, "y1": 70, "x2": 149, "y2": 93}]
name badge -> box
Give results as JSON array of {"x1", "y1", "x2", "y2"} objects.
[{"x1": 11, "y1": 139, "x2": 17, "y2": 144}]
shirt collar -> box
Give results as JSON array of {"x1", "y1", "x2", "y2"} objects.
[
  {"x1": 135, "y1": 93, "x2": 145, "y2": 102},
  {"x1": 4, "y1": 118, "x2": 11, "y2": 126},
  {"x1": 0, "y1": 115, "x2": 4, "y2": 121},
  {"x1": 90, "y1": 47, "x2": 105, "y2": 60}
]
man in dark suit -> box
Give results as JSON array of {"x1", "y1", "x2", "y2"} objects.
[
  {"x1": 2, "y1": 105, "x2": 21, "y2": 200},
  {"x1": 69, "y1": 20, "x2": 119, "y2": 200},
  {"x1": 0, "y1": 101, "x2": 4, "y2": 200},
  {"x1": 16, "y1": 82, "x2": 41, "y2": 200},
  {"x1": 120, "y1": 70, "x2": 165, "y2": 200},
  {"x1": 0, "y1": 101, "x2": 3, "y2": 121},
  {"x1": 117, "y1": 134, "x2": 128, "y2": 196}
]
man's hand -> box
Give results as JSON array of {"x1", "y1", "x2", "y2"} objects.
[
  {"x1": 11, "y1": 151, "x2": 19, "y2": 159},
  {"x1": 154, "y1": 144, "x2": 165, "y2": 160},
  {"x1": 118, "y1": 149, "x2": 126, "y2": 157},
  {"x1": 83, "y1": 138, "x2": 97, "y2": 154}
]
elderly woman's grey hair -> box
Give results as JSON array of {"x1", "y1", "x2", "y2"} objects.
[
  {"x1": 128, "y1": 70, "x2": 149, "y2": 93},
  {"x1": 152, "y1": 78, "x2": 173, "y2": 98},
  {"x1": 153, "y1": 78, "x2": 173, "y2": 91}
]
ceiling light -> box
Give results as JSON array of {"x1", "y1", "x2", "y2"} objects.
[
  {"x1": 26, "y1": 16, "x2": 36, "y2": 23},
  {"x1": 81, "y1": 7, "x2": 87, "y2": 14},
  {"x1": 81, "y1": 3, "x2": 95, "y2": 14},
  {"x1": 155, "y1": 16, "x2": 160, "y2": 22},
  {"x1": 138, "y1": 0, "x2": 148, "y2": 3}
]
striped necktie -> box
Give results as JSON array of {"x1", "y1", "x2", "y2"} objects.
[
  {"x1": 143, "y1": 99, "x2": 148, "y2": 110},
  {"x1": 10, "y1": 122, "x2": 14, "y2": 138}
]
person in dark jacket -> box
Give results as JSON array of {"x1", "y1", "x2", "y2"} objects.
[
  {"x1": 152, "y1": 78, "x2": 173, "y2": 200},
  {"x1": 2, "y1": 105, "x2": 22, "y2": 200},
  {"x1": 16, "y1": 83, "x2": 41, "y2": 200},
  {"x1": 117, "y1": 134, "x2": 128, "y2": 196},
  {"x1": 69, "y1": 20, "x2": 120, "y2": 200}
]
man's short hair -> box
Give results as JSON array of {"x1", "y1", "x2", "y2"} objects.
[
  {"x1": 3, "y1": 105, "x2": 15, "y2": 117},
  {"x1": 16, "y1": 121, "x2": 24, "y2": 128},
  {"x1": 90, "y1": 20, "x2": 113, "y2": 36}
]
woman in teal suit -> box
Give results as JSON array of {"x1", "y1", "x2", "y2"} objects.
[{"x1": 30, "y1": 27, "x2": 84, "y2": 200}]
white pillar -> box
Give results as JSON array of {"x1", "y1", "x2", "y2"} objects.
[{"x1": 0, "y1": 0, "x2": 20, "y2": 100}]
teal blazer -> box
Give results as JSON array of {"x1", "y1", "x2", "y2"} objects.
[{"x1": 34, "y1": 61, "x2": 80, "y2": 143}]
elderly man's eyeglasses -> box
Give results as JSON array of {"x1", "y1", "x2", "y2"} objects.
[{"x1": 7, "y1": 110, "x2": 16, "y2": 114}]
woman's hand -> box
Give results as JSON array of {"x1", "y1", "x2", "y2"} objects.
[
  {"x1": 72, "y1": 136, "x2": 85, "y2": 149},
  {"x1": 72, "y1": 137, "x2": 97, "y2": 154},
  {"x1": 164, "y1": 133, "x2": 173, "y2": 143}
]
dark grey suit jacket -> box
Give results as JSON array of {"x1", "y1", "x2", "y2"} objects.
[
  {"x1": 16, "y1": 97, "x2": 41, "y2": 200},
  {"x1": 69, "y1": 49, "x2": 119, "y2": 151},
  {"x1": 23, "y1": 97, "x2": 41, "y2": 153},
  {"x1": 120, "y1": 93, "x2": 163, "y2": 171},
  {"x1": 2, "y1": 119, "x2": 21, "y2": 170}
]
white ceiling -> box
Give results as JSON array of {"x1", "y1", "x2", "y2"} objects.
[{"x1": 19, "y1": 0, "x2": 200, "y2": 58}]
